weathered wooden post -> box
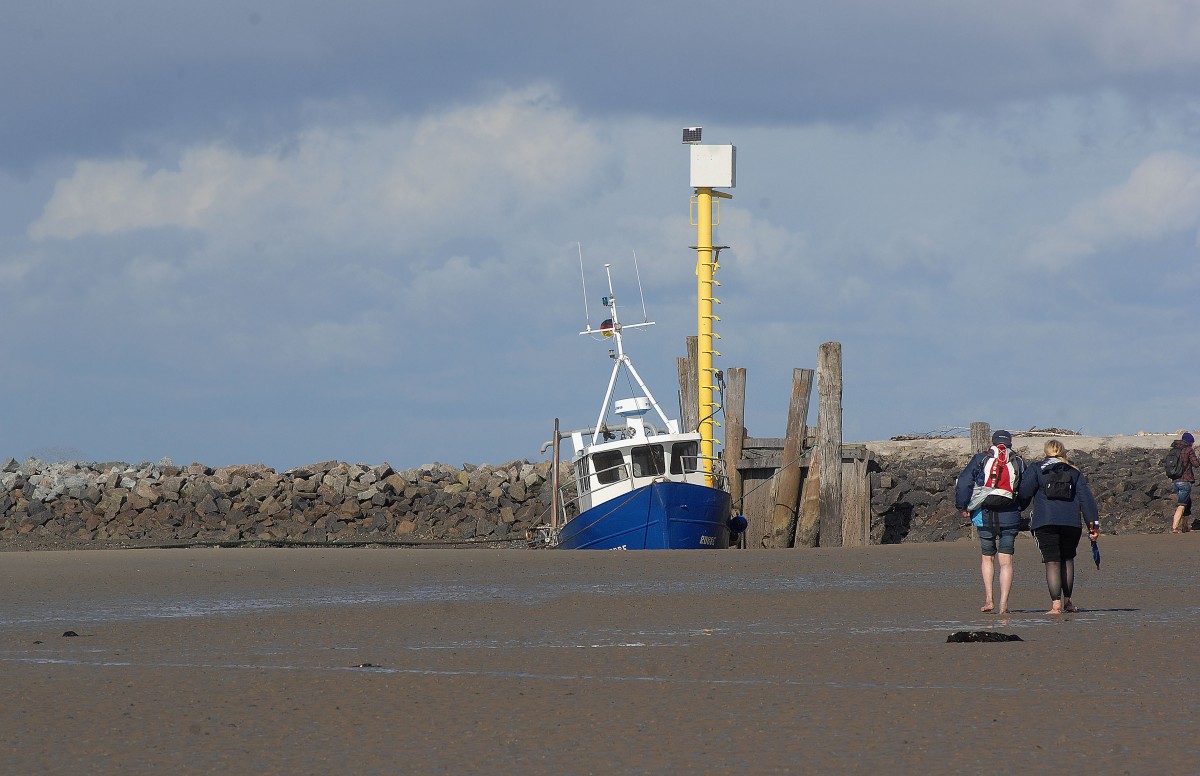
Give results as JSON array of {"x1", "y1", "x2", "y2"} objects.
[
  {"x1": 550, "y1": 418, "x2": 561, "y2": 530},
  {"x1": 770, "y1": 368, "x2": 813, "y2": 548},
  {"x1": 724, "y1": 367, "x2": 747, "y2": 548},
  {"x1": 970, "y1": 422, "x2": 991, "y2": 454},
  {"x1": 794, "y1": 451, "x2": 820, "y2": 547},
  {"x1": 817, "y1": 342, "x2": 843, "y2": 547},
  {"x1": 676, "y1": 336, "x2": 699, "y2": 432},
  {"x1": 966, "y1": 421, "x2": 990, "y2": 541},
  {"x1": 841, "y1": 453, "x2": 870, "y2": 547}
]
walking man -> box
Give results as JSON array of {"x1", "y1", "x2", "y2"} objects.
[{"x1": 955, "y1": 429, "x2": 1025, "y2": 614}]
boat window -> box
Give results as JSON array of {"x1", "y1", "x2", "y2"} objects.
[
  {"x1": 631, "y1": 445, "x2": 665, "y2": 477},
  {"x1": 575, "y1": 458, "x2": 591, "y2": 494},
  {"x1": 592, "y1": 450, "x2": 628, "y2": 484},
  {"x1": 670, "y1": 441, "x2": 700, "y2": 474}
]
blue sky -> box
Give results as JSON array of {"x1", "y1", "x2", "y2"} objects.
[{"x1": 3, "y1": 1, "x2": 1199, "y2": 470}]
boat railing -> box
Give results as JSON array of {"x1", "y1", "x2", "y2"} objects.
[
  {"x1": 676, "y1": 454, "x2": 729, "y2": 484},
  {"x1": 554, "y1": 460, "x2": 633, "y2": 524},
  {"x1": 554, "y1": 455, "x2": 730, "y2": 526}
]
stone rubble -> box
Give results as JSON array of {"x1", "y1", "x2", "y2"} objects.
[
  {"x1": 1, "y1": 437, "x2": 1188, "y2": 549},
  {"x1": 0, "y1": 456, "x2": 555, "y2": 548},
  {"x1": 869, "y1": 444, "x2": 1186, "y2": 543}
]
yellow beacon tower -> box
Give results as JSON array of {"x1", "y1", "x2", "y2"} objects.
[{"x1": 684, "y1": 128, "x2": 735, "y2": 486}]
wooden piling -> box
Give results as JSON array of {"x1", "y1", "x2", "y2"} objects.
[
  {"x1": 966, "y1": 421, "x2": 990, "y2": 541},
  {"x1": 550, "y1": 418, "x2": 561, "y2": 530},
  {"x1": 769, "y1": 368, "x2": 813, "y2": 548},
  {"x1": 794, "y1": 450, "x2": 820, "y2": 547},
  {"x1": 724, "y1": 367, "x2": 747, "y2": 547},
  {"x1": 677, "y1": 336, "x2": 699, "y2": 433},
  {"x1": 816, "y1": 342, "x2": 844, "y2": 547},
  {"x1": 970, "y1": 422, "x2": 991, "y2": 453},
  {"x1": 841, "y1": 454, "x2": 870, "y2": 547}
]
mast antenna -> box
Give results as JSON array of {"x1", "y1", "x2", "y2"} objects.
[
  {"x1": 577, "y1": 242, "x2": 592, "y2": 329},
  {"x1": 632, "y1": 250, "x2": 650, "y2": 322}
]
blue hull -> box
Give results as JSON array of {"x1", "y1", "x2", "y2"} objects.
[{"x1": 556, "y1": 481, "x2": 732, "y2": 550}]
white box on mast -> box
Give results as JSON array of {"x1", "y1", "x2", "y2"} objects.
[{"x1": 689, "y1": 144, "x2": 736, "y2": 188}]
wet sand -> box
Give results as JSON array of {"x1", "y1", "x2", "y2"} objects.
[{"x1": 2, "y1": 535, "x2": 1198, "y2": 774}]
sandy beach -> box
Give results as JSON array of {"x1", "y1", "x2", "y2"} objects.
[{"x1": 3, "y1": 535, "x2": 1198, "y2": 774}]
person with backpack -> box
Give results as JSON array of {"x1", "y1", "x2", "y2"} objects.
[
  {"x1": 955, "y1": 429, "x2": 1025, "y2": 614},
  {"x1": 1166, "y1": 432, "x2": 1199, "y2": 533},
  {"x1": 1017, "y1": 439, "x2": 1100, "y2": 615}
]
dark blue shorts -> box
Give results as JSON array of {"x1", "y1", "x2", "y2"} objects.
[
  {"x1": 978, "y1": 526, "x2": 1018, "y2": 556},
  {"x1": 1174, "y1": 481, "x2": 1192, "y2": 507}
]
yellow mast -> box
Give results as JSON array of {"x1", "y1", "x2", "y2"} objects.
[
  {"x1": 686, "y1": 131, "x2": 735, "y2": 488},
  {"x1": 693, "y1": 187, "x2": 730, "y2": 485}
]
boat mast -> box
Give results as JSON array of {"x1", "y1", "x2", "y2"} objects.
[
  {"x1": 685, "y1": 129, "x2": 735, "y2": 486},
  {"x1": 584, "y1": 264, "x2": 672, "y2": 445}
]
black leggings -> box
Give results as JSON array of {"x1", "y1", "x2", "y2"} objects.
[
  {"x1": 1044, "y1": 558, "x2": 1075, "y2": 601},
  {"x1": 1032, "y1": 525, "x2": 1083, "y2": 602}
]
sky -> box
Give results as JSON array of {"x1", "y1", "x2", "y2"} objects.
[{"x1": 3, "y1": 1, "x2": 1200, "y2": 471}]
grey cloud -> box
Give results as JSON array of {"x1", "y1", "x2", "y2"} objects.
[{"x1": 7, "y1": 1, "x2": 1200, "y2": 172}]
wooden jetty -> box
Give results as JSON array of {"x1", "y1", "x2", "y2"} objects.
[{"x1": 678, "y1": 338, "x2": 875, "y2": 549}]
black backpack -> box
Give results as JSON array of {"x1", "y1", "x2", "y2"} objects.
[
  {"x1": 1164, "y1": 446, "x2": 1186, "y2": 480},
  {"x1": 1042, "y1": 462, "x2": 1075, "y2": 501}
]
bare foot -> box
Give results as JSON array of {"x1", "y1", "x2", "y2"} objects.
[
  {"x1": 980, "y1": 602, "x2": 994, "y2": 613},
  {"x1": 1064, "y1": 601, "x2": 1078, "y2": 613},
  {"x1": 1047, "y1": 603, "x2": 1063, "y2": 615},
  {"x1": 997, "y1": 608, "x2": 1010, "y2": 615}
]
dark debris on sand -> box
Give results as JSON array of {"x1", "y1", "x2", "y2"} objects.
[{"x1": 947, "y1": 630, "x2": 1023, "y2": 643}]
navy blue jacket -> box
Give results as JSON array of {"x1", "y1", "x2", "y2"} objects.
[
  {"x1": 1017, "y1": 458, "x2": 1099, "y2": 530},
  {"x1": 955, "y1": 450, "x2": 1024, "y2": 529}
]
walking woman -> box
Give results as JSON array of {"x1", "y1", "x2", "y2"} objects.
[
  {"x1": 1168, "y1": 432, "x2": 1198, "y2": 533},
  {"x1": 1017, "y1": 439, "x2": 1100, "y2": 615}
]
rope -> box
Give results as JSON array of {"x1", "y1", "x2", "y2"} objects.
[
  {"x1": 732, "y1": 441, "x2": 819, "y2": 514},
  {"x1": 554, "y1": 487, "x2": 647, "y2": 546}
]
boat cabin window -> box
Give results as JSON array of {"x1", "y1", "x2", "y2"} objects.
[
  {"x1": 592, "y1": 450, "x2": 628, "y2": 484},
  {"x1": 575, "y1": 457, "x2": 591, "y2": 494},
  {"x1": 670, "y1": 441, "x2": 700, "y2": 474},
  {"x1": 631, "y1": 445, "x2": 665, "y2": 477}
]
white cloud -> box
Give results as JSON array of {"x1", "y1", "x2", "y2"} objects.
[
  {"x1": 1026, "y1": 151, "x2": 1200, "y2": 267},
  {"x1": 28, "y1": 85, "x2": 607, "y2": 251},
  {"x1": 28, "y1": 149, "x2": 281, "y2": 239},
  {"x1": 379, "y1": 86, "x2": 604, "y2": 225}
]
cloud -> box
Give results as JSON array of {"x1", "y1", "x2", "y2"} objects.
[
  {"x1": 1025, "y1": 151, "x2": 1200, "y2": 267},
  {"x1": 28, "y1": 85, "x2": 606, "y2": 250},
  {"x1": 13, "y1": 1, "x2": 1200, "y2": 176},
  {"x1": 28, "y1": 149, "x2": 281, "y2": 239},
  {"x1": 1066, "y1": 0, "x2": 1200, "y2": 71}
]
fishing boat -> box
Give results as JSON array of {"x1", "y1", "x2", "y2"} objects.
[
  {"x1": 537, "y1": 128, "x2": 742, "y2": 549},
  {"x1": 541, "y1": 262, "x2": 740, "y2": 550}
]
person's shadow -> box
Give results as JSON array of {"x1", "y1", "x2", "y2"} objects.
[{"x1": 998, "y1": 607, "x2": 1140, "y2": 615}]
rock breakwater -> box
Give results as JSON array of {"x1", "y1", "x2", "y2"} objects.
[
  {"x1": 1, "y1": 434, "x2": 1188, "y2": 550},
  {"x1": 1, "y1": 457, "x2": 553, "y2": 550},
  {"x1": 868, "y1": 437, "x2": 1187, "y2": 543}
]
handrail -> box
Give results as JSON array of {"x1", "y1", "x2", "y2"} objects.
[{"x1": 555, "y1": 456, "x2": 729, "y2": 526}]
